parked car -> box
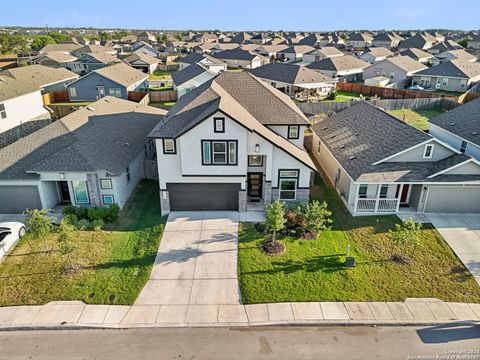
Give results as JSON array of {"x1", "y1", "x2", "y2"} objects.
[
  {"x1": 408, "y1": 84, "x2": 425, "y2": 91},
  {"x1": 0, "y1": 222, "x2": 26, "y2": 260}
]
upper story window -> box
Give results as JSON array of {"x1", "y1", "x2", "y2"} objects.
[
  {"x1": 248, "y1": 155, "x2": 263, "y2": 167},
  {"x1": 423, "y1": 144, "x2": 434, "y2": 159},
  {"x1": 0, "y1": 103, "x2": 6, "y2": 119},
  {"x1": 358, "y1": 184, "x2": 368, "y2": 199},
  {"x1": 163, "y1": 139, "x2": 176, "y2": 154},
  {"x1": 202, "y1": 140, "x2": 237, "y2": 165},
  {"x1": 214, "y1": 117, "x2": 225, "y2": 133},
  {"x1": 288, "y1": 125, "x2": 300, "y2": 139},
  {"x1": 460, "y1": 140, "x2": 468, "y2": 153}
]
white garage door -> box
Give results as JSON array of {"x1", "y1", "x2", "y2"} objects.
[{"x1": 424, "y1": 186, "x2": 480, "y2": 213}]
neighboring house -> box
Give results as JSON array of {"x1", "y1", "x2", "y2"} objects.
[
  {"x1": 371, "y1": 32, "x2": 402, "y2": 49},
  {"x1": 297, "y1": 33, "x2": 324, "y2": 47},
  {"x1": 364, "y1": 76, "x2": 391, "y2": 87},
  {"x1": 229, "y1": 32, "x2": 253, "y2": 44},
  {"x1": 68, "y1": 52, "x2": 120, "y2": 74},
  {"x1": 398, "y1": 33, "x2": 436, "y2": 51},
  {"x1": 302, "y1": 47, "x2": 344, "y2": 63},
  {"x1": 193, "y1": 32, "x2": 218, "y2": 43},
  {"x1": 411, "y1": 59, "x2": 480, "y2": 92},
  {"x1": 277, "y1": 45, "x2": 315, "y2": 62},
  {"x1": 0, "y1": 97, "x2": 167, "y2": 214},
  {"x1": 307, "y1": 55, "x2": 369, "y2": 82},
  {"x1": 435, "y1": 49, "x2": 477, "y2": 63},
  {"x1": 255, "y1": 44, "x2": 289, "y2": 59},
  {"x1": 345, "y1": 32, "x2": 373, "y2": 49},
  {"x1": 467, "y1": 35, "x2": 480, "y2": 50},
  {"x1": 124, "y1": 53, "x2": 159, "y2": 74},
  {"x1": 34, "y1": 52, "x2": 78, "y2": 69},
  {"x1": 399, "y1": 48, "x2": 434, "y2": 64},
  {"x1": 249, "y1": 63, "x2": 337, "y2": 99},
  {"x1": 178, "y1": 52, "x2": 205, "y2": 69},
  {"x1": 132, "y1": 42, "x2": 161, "y2": 58},
  {"x1": 149, "y1": 71, "x2": 315, "y2": 213},
  {"x1": 359, "y1": 47, "x2": 394, "y2": 64},
  {"x1": 310, "y1": 101, "x2": 480, "y2": 215},
  {"x1": 1, "y1": 64, "x2": 79, "y2": 94},
  {"x1": 427, "y1": 39, "x2": 463, "y2": 55},
  {"x1": 172, "y1": 64, "x2": 217, "y2": 98},
  {"x1": 250, "y1": 33, "x2": 272, "y2": 45},
  {"x1": 38, "y1": 43, "x2": 82, "y2": 54},
  {"x1": 66, "y1": 63, "x2": 149, "y2": 101},
  {"x1": 193, "y1": 42, "x2": 218, "y2": 54},
  {"x1": 212, "y1": 48, "x2": 268, "y2": 69},
  {"x1": 71, "y1": 45, "x2": 117, "y2": 58},
  {"x1": 429, "y1": 98, "x2": 480, "y2": 160},
  {"x1": 363, "y1": 56, "x2": 427, "y2": 88},
  {"x1": 209, "y1": 43, "x2": 240, "y2": 54},
  {"x1": 0, "y1": 75, "x2": 50, "y2": 134},
  {"x1": 137, "y1": 31, "x2": 156, "y2": 43},
  {"x1": 178, "y1": 53, "x2": 227, "y2": 72}
]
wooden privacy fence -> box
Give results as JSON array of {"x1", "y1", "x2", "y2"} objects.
[
  {"x1": 42, "y1": 90, "x2": 70, "y2": 105},
  {"x1": 458, "y1": 91, "x2": 480, "y2": 104},
  {"x1": 337, "y1": 82, "x2": 459, "y2": 101},
  {"x1": 297, "y1": 97, "x2": 460, "y2": 115},
  {"x1": 149, "y1": 90, "x2": 177, "y2": 102},
  {"x1": 127, "y1": 91, "x2": 150, "y2": 105},
  {"x1": 141, "y1": 160, "x2": 158, "y2": 180},
  {"x1": 46, "y1": 104, "x2": 82, "y2": 119}
]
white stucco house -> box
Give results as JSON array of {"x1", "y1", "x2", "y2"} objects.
[
  {"x1": 149, "y1": 72, "x2": 315, "y2": 213},
  {"x1": 0, "y1": 97, "x2": 166, "y2": 214},
  {"x1": 311, "y1": 101, "x2": 480, "y2": 215},
  {"x1": 0, "y1": 75, "x2": 50, "y2": 135},
  {"x1": 172, "y1": 64, "x2": 219, "y2": 98}
]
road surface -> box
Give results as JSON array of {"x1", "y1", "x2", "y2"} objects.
[{"x1": 0, "y1": 325, "x2": 479, "y2": 359}]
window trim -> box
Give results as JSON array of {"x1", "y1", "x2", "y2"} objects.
[
  {"x1": 379, "y1": 184, "x2": 388, "y2": 199},
  {"x1": 102, "y1": 194, "x2": 115, "y2": 205},
  {"x1": 423, "y1": 144, "x2": 434, "y2": 159},
  {"x1": 248, "y1": 155, "x2": 263, "y2": 167},
  {"x1": 213, "y1": 117, "x2": 225, "y2": 133},
  {"x1": 277, "y1": 168, "x2": 299, "y2": 201},
  {"x1": 100, "y1": 179, "x2": 113, "y2": 189},
  {"x1": 201, "y1": 140, "x2": 238, "y2": 166},
  {"x1": 108, "y1": 87, "x2": 122, "y2": 98},
  {"x1": 358, "y1": 184, "x2": 368, "y2": 199},
  {"x1": 72, "y1": 180, "x2": 90, "y2": 205},
  {"x1": 460, "y1": 140, "x2": 468, "y2": 154},
  {"x1": 287, "y1": 125, "x2": 300, "y2": 139},
  {"x1": 163, "y1": 138, "x2": 176, "y2": 154}
]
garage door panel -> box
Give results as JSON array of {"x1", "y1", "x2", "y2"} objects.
[
  {"x1": 168, "y1": 183, "x2": 240, "y2": 211},
  {"x1": 425, "y1": 187, "x2": 480, "y2": 213},
  {"x1": 0, "y1": 185, "x2": 42, "y2": 214}
]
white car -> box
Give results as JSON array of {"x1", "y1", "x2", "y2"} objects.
[{"x1": 0, "y1": 222, "x2": 26, "y2": 260}]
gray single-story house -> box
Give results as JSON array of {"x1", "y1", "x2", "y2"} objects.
[
  {"x1": 311, "y1": 101, "x2": 480, "y2": 215},
  {"x1": 66, "y1": 63, "x2": 149, "y2": 101},
  {"x1": 0, "y1": 97, "x2": 166, "y2": 214}
]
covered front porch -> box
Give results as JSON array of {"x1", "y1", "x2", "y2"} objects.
[{"x1": 349, "y1": 183, "x2": 423, "y2": 215}]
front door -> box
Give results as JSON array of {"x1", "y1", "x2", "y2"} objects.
[
  {"x1": 97, "y1": 86, "x2": 106, "y2": 99},
  {"x1": 58, "y1": 181, "x2": 71, "y2": 204},
  {"x1": 247, "y1": 173, "x2": 263, "y2": 202},
  {"x1": 400, "y1": 184, "x2": 410, "y2": 205}
]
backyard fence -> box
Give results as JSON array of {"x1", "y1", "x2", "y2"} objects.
[
  {"x1": 337, "y1": 82, "x2": 459, "y2": 101},
  {"x1": 128, "y1": 91, "x2": 150, "y2": 105},
  {"x1": 149, "y1": 90, "x2": 177, "y2": 102},
  {"x1": 297, "y1": 97, "x2": 460, "y2": 116},
  {"x1": 141, "y1": 160, "x2": 158, "y2": 180},
  {"x1": 42, "y1": 90, "x2": 70, "y2": 105}
]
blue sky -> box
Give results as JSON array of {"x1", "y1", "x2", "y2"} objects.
[{"x1": 2, "y1": 0, "x2": 479, "y2": 31}]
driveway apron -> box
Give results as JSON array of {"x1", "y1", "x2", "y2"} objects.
[{"x1": 135, "y1": 211, "x2": 241, "y2": 305}]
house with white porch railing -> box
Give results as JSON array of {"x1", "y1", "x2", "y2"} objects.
[{"x1": 310, "y1": 101, "x2": 480, "y2": 215}]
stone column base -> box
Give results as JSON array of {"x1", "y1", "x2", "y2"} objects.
[
  {"x1": 160, "y1": 190, "x2": 170, "y2": 215},
  {"x1": 239, "y1": 190, "x2": 247, "y2": 213}
]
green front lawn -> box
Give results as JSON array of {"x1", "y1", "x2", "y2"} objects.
[
  {"x1": 148, "y1": 70, "x2": 173, "y2": 80},
  {"x1": 388, "y1": 109, "x2": 446, "y2": 131},
  {"x1": 323, "y1": 91, "x2": 362, "y2": 102},
  {"x1": 238, "y1": 173, "x2": 480, "y2": 304},
  {"x1": 149, "y1": 101, "x2": 176, "y2": 109},
  {"x1": 0, "y1": 180, "x2": 165, "y2": 306}
]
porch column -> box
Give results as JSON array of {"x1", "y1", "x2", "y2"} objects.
[
  {"x1": 374, "y1": 184, "x2": 381, "y2": 213},
  {"x1": 353, "y1": 185, "x2": 359, "y2": 213},
  {"x1": 396, "y1": 184, "x2": 404, "y2": 212}
]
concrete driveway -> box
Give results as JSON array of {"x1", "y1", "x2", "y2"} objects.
[
  {"x1": 425, "y1": 213, "x2": 480, "y2": 285},
  {"x1": 135, "y1": 211, "x2": 242, "y2": 306}
]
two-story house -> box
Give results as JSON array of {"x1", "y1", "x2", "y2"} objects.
[
  {"x1": 310, "y1": 101, "x2": 480, "y2": 215},
  {"x1": 149, "y1": 72, "x2": 315, "y2": 214}
]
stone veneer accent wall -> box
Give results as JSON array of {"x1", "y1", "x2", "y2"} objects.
[
  {"x1": 263, "y1": 181, "x2": 272, "y2": 205},
  {"x1": 160, "y1": 190, "x2": 170, "y2": 214},
  {"x1": 271, "y1": 188, "x2": 310, "y2": 204},
  {"x1": 86, "y1": 173, "x2": 102, "y2": 206},
  {"x1": 238, "y1": 190, "x2": 247, "y2": 212}
]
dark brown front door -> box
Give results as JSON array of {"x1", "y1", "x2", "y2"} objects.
[
  {"x1": 400, "y1": 184, "x2": 410, "y2": 204},
  {"x1": 247, "y1": 173, "x2": 262, "y2": 201},
  {"x1": 59, "y1": 181, "x2": 71, "y2": 204}
]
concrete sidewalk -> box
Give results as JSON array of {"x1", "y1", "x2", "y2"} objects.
[{"x1": 0, "y1": 299, "x2": 479, "y2": 329}]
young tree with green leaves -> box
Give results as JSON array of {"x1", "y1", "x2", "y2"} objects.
[
  {"x1": 265, "y1": 200, "x2": 286, "y2": 246},
  {"x1": 58, "y1": 218, "x2": 76, "y2": 270},
  {"x1": 24, "y1": 209, "x2": 52, "y2": 253},
  {"x1": 299, "y1": 200, "x2": 333, "y2": 235},
  {"x1": 389, "y1": 218, "x2": 422, "y2": 262}
]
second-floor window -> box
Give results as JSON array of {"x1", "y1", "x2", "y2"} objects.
[
  {"x1": 163, "y1": 139, "x2": 176, "y2": 154},
  {"x1": 202, "y1": 140, "x2": 237, "y2": 165},
  {"x1": 423, "y1": 144, "x2": 434, "y2": 159},
  {"x1": 214, "y1": 117, "x2": 225, "y2": 133},
  {"x1": 288, "y1": 125, "x2": 300, "y2": 139},
  {"x1": 0, "y1": 103, "x2": 6, "y2": 119},
  {"x1": 460, "y1": 140, "x2": 468, "y2": 153}
]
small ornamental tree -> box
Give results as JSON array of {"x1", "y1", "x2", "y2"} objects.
[
  {"x1": 58, "y1": 218, "x2": 76, "y2": 271},
  {"x1": 265, "y1": 200, "x2": 286, "y2": 247},
  {"x1": 300, "y1": 200, "x2": 333, "y2": 236},
  {"x1": 389, "y1": 218, "x2": 422, "y2": 263},
  {"x1": 24, "y1": 209, "x2": 52, "y2": 253}
]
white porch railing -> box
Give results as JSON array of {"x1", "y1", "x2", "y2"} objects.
[{"x1": 355, "y1": 198, "x2": 399, "y2": 213}]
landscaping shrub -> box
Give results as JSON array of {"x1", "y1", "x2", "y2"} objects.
[
  {"x1": 105, "y1": 204, "x2": 120, "y2": 222},
  {"x1": 76, "y1": 219, "x2": 91, "y2": 231},
  {"x1": 91, "y1": 219, "x2": 104, "y2": 231},
  {"x1": 62, "y1": 205, "x2": 77, "y2": 217},
  {"x1": 87, "y1": 207, "x2": 107, "y2": 222},
  {"x1": 61, "y1": 204, "x2": 120, "y2": 226},
  {"x1": 296, "y1": 200, "x2": 332, "y2": 237},
  {"x1": 328, "y1": 91, "x2": 337, "y2": 100}
]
